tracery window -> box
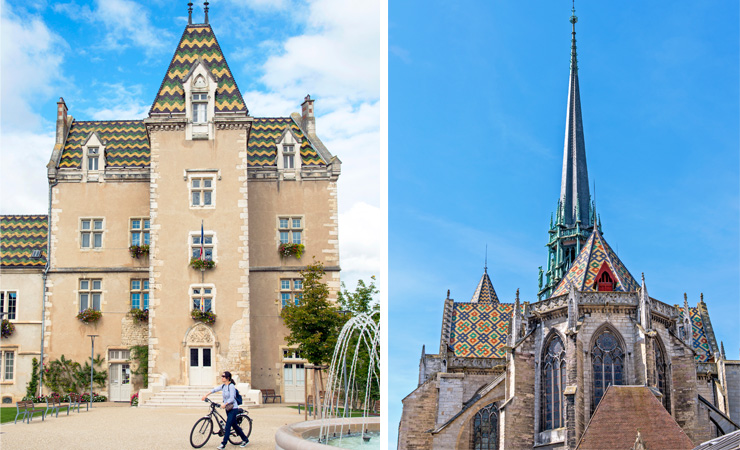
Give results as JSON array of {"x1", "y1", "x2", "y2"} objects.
[
  {"x1": 541, "y1": 334, "x2": 566, "y2": 430},
  {"x1": 592, "y1": 329, "x2": 624, "y2": 412},
  {"x1": 472, "y1": 402, "x2": 498, "y2": 450},
  {"x1": 655, "y1": 342, "x2": 670, "y2": 411}
]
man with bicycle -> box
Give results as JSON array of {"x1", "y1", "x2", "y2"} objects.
[{"x1": 202, "y1": 371, "x2": 249, "y2": 448}]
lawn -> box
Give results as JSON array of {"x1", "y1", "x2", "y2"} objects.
[{"x1": 1, "y1": 406, "x2": 47, "y2": 424}]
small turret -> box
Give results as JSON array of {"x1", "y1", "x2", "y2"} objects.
[
  {"x1": 683, "y1": 293, "x2": 693, "y2": 348},
  {"x1": 639, "y1": 273, "x2": 651, "y2": 330}
]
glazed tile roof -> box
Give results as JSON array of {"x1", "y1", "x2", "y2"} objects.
[
  {"x1": 248, "y1": 118, "x2": 325, "y2": 167},
  {"x1": 150, "y1": 25, "x2": 246, "y2": 115},
  {"x1": 470, "y1": 270, "x2": 499, "y2": 303},
  {"x1": 678, "y1": 306, "x2": 714, "y2": 363},
  {"x1": 58, "y1": 121, "x2": 150, "y2": 169},
  {"x1": 577, "y1": 386, "x2": 694, "y2": 449},
  {"x1": 449, "y1": 303, "x2": 515, "y2": 358},
  {"x1": 551, "y1": 229, "x2": 639, "y2": 297},
  {"x1": 0, "y1": 215, "x2": 48, "y2": 267}
]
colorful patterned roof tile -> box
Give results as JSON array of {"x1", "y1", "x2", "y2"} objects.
[
  {"x1": 150, "y1": 25, "x2": 246, "y2": 115},
  {"x1": 470, "y1": 270, "x2": 499, "y2": 303},
  {"x1": 58, "y1": 121, "x2": 150, "y2": 169},
  {"x1": 0, "y1": 215, "x2": 48, "y2": 267},
  {"x1": 677, "y1": 306, "x2": 714, "y2": 363},
  {"x1": 248, "y1": 118, "x2": 324, "y2": 167},
  {"x1": 449, "y1": 303, "x2": 514, "y2": 358},
  {"x1": 551, "y1": 230, "x2": 639, "y2": 297}
]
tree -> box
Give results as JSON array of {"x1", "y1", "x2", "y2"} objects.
[
  {"x1": 338, "y1": 275, "x2": 380, "y2": 316},
  {"x1": 280, "y1": 261, "x2": 344, "y2": 365}
]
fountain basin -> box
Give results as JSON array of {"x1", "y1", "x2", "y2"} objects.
[{"x1": 275, "y1": 417, "x2": 380, "y2": 450}]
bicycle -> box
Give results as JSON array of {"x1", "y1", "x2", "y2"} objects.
[{"x1": 190, "y1": 398, "x2": 253, "y2": 448}]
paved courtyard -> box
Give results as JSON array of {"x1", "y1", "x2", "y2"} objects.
[{"x1": 0, "y1": 403, "x2": 305, "y2": 449}]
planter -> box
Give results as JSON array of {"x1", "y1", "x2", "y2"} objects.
[
  {"x1": 77, "y1": 308, "x2": 102, "y2": 324},
  {"x1": 191, "y1": 309, "x2": 216, "y2": 325},
  {"x1": 130, "y1": 308, "x2": 149, "y2": 323},
  {"x1": 1, "y1": 319, "x2": 14, "y2": 338},
  {"x1": 129, "y1": 245, "x2": 149, "y2": 259},
  {"x1": 279, "y1": 243, "x2": 304, "y2": 259},
  {"x1": 189, "y1": 257, "x2": 215, "y2": 270}
]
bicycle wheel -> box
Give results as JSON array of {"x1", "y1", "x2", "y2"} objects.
[
  {"x1": 190, "y1": 417, "x2": 213, "y2": 448},
  {"x1": 236, "y1": 413, "x2": 253, "y2": 440}
]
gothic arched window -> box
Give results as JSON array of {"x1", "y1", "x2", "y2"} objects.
[
  {"x1": 591, "y1": 329, "x2": 624, "y2": 412},
  {"x1": 655, "y1": 341, "x2": 670, "y2": 411},
  {"x1": 473, "y1": 402, "x2": 498, "y2": 450},
  {"x1": 542, "y1": 334, "x2": 566, "y2": 430}
]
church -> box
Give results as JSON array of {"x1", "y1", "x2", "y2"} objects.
[
  {"x1": 397, "y1": 9, "x2": 740, "y2": 450},
  {"x1": 0, "y1": 4, "x2": 340, "y2": 405}
]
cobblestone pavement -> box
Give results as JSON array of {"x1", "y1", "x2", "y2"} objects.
[{"x1": 0, "y1": 404, "x2": 304, "y2": 449}]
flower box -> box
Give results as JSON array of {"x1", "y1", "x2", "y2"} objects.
[
  {"x1": 189, "y1": 257, "x2": 215, "y2": 270},
  {"x1": 129, "y1": 245, "x2": 149, "y2": 259},
  {"x1": 191, "y1": 309, "x2": 216, "y2": 325},
  {"x1": 278, "y1": 243, "x2": 304, "y2": 259},
  {"x1": 1, "y1": 319, "x2": 14, "y2": 339},
  {"x1": 130, "y1": 308, "x2": 149, "y2": 323},
  {"x1": 77, "y1": 308, "x2": 102, "y2": 324}
]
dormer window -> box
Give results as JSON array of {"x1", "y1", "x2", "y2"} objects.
[
  {"x1": 283, "y1": 144, "x2": 295, "y2": 169},
  {"x1": 87, "y1": 147, "x2": 99, "y2": 171},
  {"x1": 192, "y1": 93, "x2": 208, "y2": 124}
]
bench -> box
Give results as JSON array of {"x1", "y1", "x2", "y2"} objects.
[
  {"x1": 15, "y1": 400, "x2": 46, "y2": 424},
  {"x1": 68, "y1": 393, "x2": 88, "y2": 413},
  {"x1": 297, "y1": 394, "x2": 316, "y2": 415},
  {"x1": 260, "y1": 389, "x2": 281, "y2": 403},
  {"x1": 45, "y1": 396, "x2": 71, "y2": 418}
]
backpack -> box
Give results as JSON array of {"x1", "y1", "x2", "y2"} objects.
[{"x1": 228, "y1": 383, "x2": 243, "y2": 406}]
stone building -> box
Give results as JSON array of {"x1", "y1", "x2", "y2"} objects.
[
  {"x1": 9, "y1": 8, "x2": 341, "y2": 403},
  {"x1": 397, "y1": 10, "x2": 740, "y2": 450},
  {"x1": 0, "y1": 215, "x2": 47, "y2": 403}
]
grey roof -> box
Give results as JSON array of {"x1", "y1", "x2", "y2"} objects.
[
  {"x1": 693, "y1": 429, "x2": 740, "y2": 450},
  {"x1": 559, "y1": 12, "x2": 591, "y2": 226}
]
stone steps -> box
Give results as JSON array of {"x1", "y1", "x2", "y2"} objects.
[{"x1": 141, "y1": 385, "x2": 257, "y2": 408}]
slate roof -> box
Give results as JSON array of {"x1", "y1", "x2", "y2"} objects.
[
  {"x1": 150, "y1": 25, "x2": 246, "y2": 115},
  {"x1": 470, "y1": 269, "x2": 499, "y2": 303},
  {"x1": 551, "y1": 229, "x2": 639, "y2": 297},
  {"x1": 576, "y1": 386, "x2": 694, "y2": 449},
  {"x1": 58, "y1": 121, "x2": 150, "y2": 169},
  {"x1": 0, "y1": 215, "x2": 48, "y2": 267},
  {"x1": 247, "y1": 118, "x2": 325, "y2": 167},
  {"x1": 678, "y1": 306, "x2": 714, "y2": 363},
  {"x1": 449, "y1": 302, "x2": 515, "y2": 358},
  {"x1": 693, "y1": 428, "x2": 740, "y2": 450}
]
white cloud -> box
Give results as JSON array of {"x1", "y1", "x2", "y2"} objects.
[
  {"x1": 83, "y1": 82, "x2": 150, "y2": 120},
  {"x1": 53, "y1": 0, "x2": 172, "y2": 56},
  {"x1": 339, "y1": 201, "x2": 381, "y2": 290},
  {"x1": 0, "y1": 2, "x2": 66, "y2": 130},
  {"x1": 0, "y1": 131, "x2": 55, "y2": 214}
]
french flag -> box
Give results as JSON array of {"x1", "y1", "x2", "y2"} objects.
[{"x1": 199, "y1": 221, "x2": 205, "y2": 261}]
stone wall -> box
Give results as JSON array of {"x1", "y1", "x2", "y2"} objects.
[
  {"x1": 501, "y1": 333, "x2": 535, "y2": 449},
  {"x1": 725, "y1": 361, "x2": 740, "y2": 422},
  {"x1": 398, "y1": 379, "x2": 438, "y2": 450},
  {"x1": 432, "y1": 381, "x2": 505, "y2": 449}
]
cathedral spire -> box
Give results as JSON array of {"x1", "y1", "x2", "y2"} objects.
[{"x1": 560, "y1": 5, "x2": 591, "y2": 227}]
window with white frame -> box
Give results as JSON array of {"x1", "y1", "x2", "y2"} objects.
[
  {"x1": 278, "y1": 217, "x2": 303, "y2": 245},
  {"x1": 191, "y1": 232, "x2": 214, "y2": 260},
  {"x1": 81, "y1": 219, "x2": 104, "y2": 249},
  {"x1": 87, "y1": 147, "x2": 100, "y2": 171},
  {"x1": 191, "y1": 286, "x2": 214, "y2": 312},
  {"x1": 282, "y1": 349, "x2": 303, "y2": 360},
  {"x1": 79, "y1": 279, "x2": 102, "y2": 312},
  {"x1": 1, "y1": 351, "x2": 14, "y2": 382},
  {"x1": 190, "y1": 176, "x2": 214, "y2": 207},
  {"x1": 192, "y1": 93, "x2": 208, "y2": 124},
  {"x1": 283, "y1": 144, "x2": 295, "y2": 169},
  {"x1": 130, "y1": 279, "x2": 149, "y2": 310},
  {"x1": 130, "y1": 218, "x2": 150, "y2": 246},
  {"x1": 280, "y1": 278, "x2": 303, "y2": 307},
  {"x1": 0, "y1": 291, "x2": 17, "y2": 320},
  {"x1": 108, "y1": 349, "x2": 130, "y2": 361}
]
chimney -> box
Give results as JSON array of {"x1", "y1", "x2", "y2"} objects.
[
  {"x1": 301, "y1": 95, "x2": 315, "y2": 135},
  {"x1": 56, "y1": 97, "x2": 69, "y2": 145}
]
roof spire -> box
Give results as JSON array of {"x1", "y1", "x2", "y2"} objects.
[
  {"x1": 484, "y1": 244, "x2": 488, "y2": 273},
  {"x1": 204, "y1": 1, "x2": 209, "y2": 24},
  {"x1": 188, "y1": 2, "x2": 193, "y2": 25},
  {"x1": 570, "y1": 1, "x2": 578, "y2": 73}
]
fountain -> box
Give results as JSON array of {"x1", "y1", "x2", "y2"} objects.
[{"x1": 275, "y1": 313, "x2": 380, "y2": 449}]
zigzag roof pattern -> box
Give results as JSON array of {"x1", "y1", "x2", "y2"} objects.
[
  {"x1": 450, "y1": 302, "x2": 517, "y2": 358},
  {"x1": 150, "y1": 25, "x2": 246, "y2": 115},
  {"x1": 0, "y1": 215, "x2": 48, "y2": 267},
  {"x1": 58, "y1": 121, "x2": 150, "y2": 169},
  {"x1": 248, "y1": 118, "x2": 324, "y2": 167},
  {"x1": 551, "y1": 229, "x2": 639, "y2": 297},
  {"x1": 677, "y1": 306, "x2": 714, "y2": 363},
  {"x1": 470, "y1": 270, "x2": 499, "y2": 303}
]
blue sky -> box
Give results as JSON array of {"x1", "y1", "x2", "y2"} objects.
[
  {"x1": 0, "y1": 0, "x2": 380, "y2": 290},
  {"x1": 388, "y1": 1, "x2": 739, "y2": 447}
]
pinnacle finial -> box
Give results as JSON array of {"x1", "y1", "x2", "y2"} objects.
[
  {"x1": 446, "y1": 289, "x2": 450, "y2": 299},
  {"x1": 204, "y1": 1, "x2": 209, "y2": 24},
  {"x1": 700, "y1": 292, "x2": 704, "y2": 304},
  {"x1": 516, "y1": 288, "x2": 520, "y2": 301},
  {"x1": 641, "y1": 272, "x2": 645, "y2": 284},
  {"x1": 570, "y1": 1, "x2": 578, "y2": 72},
  {"x1": 188, "y1": 2, "x2": 193, "y2": 25},
  {"x1": 484, "y1": 244, "x2": 488, "y2": 273}
]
